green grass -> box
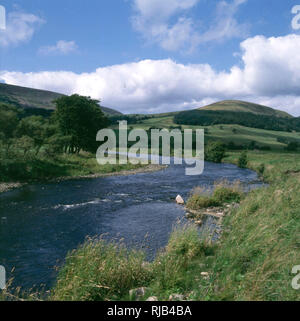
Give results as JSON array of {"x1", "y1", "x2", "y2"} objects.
[
  {"x1": 50, "y1": 224, "x2": 214, "y2": 301},
  {"x1": 51, "y1": 237, "x2": 151, "y2": 301},
  {"x1": 0, "y1": 151, "x2": 143, "y2": 183},
  {"x1": 125, "y1": 117, "x2": 300, "y2": 151}
]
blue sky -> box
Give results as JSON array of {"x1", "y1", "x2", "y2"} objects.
[{"x1": 0, "y1": 0, "x2": 300, "y2": 115}]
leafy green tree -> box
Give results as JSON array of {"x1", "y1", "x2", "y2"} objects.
[
  {"x1": 286, "y1": 142, "x2": 298, "y2": 151},
  {"x1": 53, "y1": 95, "x2": 109, "y2": 153},
  {"x1": 205, "y1": 141, "x2": 226, "y2": 163},
  {"x1": 15, "y1": 136, "x2": 35, "y2": 156},
  {"x1": 16, "y1": 116, "x2": 48, "y2": 155},
  {"x1": 238, "y1": 151, "x2": 248, "y2": 168},
  {"x1": 0, "y1": 104, "x2": 19, "y2": 151}
]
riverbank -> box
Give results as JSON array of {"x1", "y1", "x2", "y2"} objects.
[
  {"x1": 1, "y1": 150, "x2": 299, "y2": 301},
  {"x1": 51, "y1": 164, "x2": 167, "y2": 182},
  {"x1": 49, "y1": 150, "x2": 300, "y2": 301},
  {"x1": 0, "y1": 182, "x2": 24, "y2": 194},
  {"x1": 0, "y1": 151, "x2": 166, "y2": 194}
]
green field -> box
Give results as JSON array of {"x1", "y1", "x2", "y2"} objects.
[{"x1": 119, "y1": 115, "x2": 300, "y2": 151}]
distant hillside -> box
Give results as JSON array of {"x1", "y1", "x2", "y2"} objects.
[
  {"x1": 174, "y1": 100, "x2": 299, "y2": 132},
  {"x1": 0, "y1": 83, "x2": 122, "y2": 116},
  {"x1": 200, "y1": 100, "x2": 292, "y2": 118}
]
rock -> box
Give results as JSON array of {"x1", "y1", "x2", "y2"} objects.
[
  {"x1": 169, "y1": 294, "x2": 185, "y2": 301},
  {"x1": 146, "y1": 296, "x2": 158, "y2": 301},
  {"x1": 129, "y1": 287, "x2": 149, "y2": 301},
  {"x1": 201, "y1": 272, "x2": 210, "y2": 280},
  {"x1": 232, "y1": 203, "x2": 240, "y2": 209},
  {"x1": 195, "y1": 220, "x2": 202, "y2": 226},
  {"x1": 176, "y1": 195, "x2": 185, "y2": 205}
]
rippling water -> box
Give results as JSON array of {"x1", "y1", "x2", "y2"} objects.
[{"x1": 0, "y1": 161, "x2": 262, "y2": 290}]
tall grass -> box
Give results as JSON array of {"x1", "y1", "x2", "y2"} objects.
[
  {"x1": 204, "y1": 176, "x2": 300, "y2": 300},
  {"x1": 186, "y1": 180, "x2": 244, "y2": 210},
  {"x1": 51, "y1": 224, "x2": 216, "y2": 301},
  {"x1": 51, "y1": 237, "x2": 152, "y2": 301}
]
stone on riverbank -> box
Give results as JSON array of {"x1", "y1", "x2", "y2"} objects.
[{"x1": 176, "y1": 195, "x2": 185, "y2": 205}]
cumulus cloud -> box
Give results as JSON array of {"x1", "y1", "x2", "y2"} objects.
[
  {"x1": 1, "y1": 34, "x2": 300, "y2": 115},
  {"x1": 131, "y1": 0, "x2": 248, "y2": 51},
  {"x1": 39, "y1": 40, "x2": 78, "y2": 55},
  {"x1": 0, "y1": 11, "x2": 44, "y2": 47}
]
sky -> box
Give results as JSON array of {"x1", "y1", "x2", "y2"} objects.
[{"x1": 0, "y1": 0, "x2": 300, "y2": 115}]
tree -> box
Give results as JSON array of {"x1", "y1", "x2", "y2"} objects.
[
  {"x1": 286, "y1": 142, "x2": 298, "y2": 151},
  {"x1": 16, "y1": 116, "x2": 48, "y2": 155},
  {"x1": 0, "y1": 104, "x2": 19, "y2": 151},
  {"x1": 238, "y1": 151, "x2": 248, "y2": 168},
  {"x1": 205, "y1": 141, "x2": 226, "y2": 163},
  {"x1": 53, "y1": 95, "x2": 109, "y2": 153},
  {"x1": 15, "y1": 136, "x2": 35, "y2": 156}
]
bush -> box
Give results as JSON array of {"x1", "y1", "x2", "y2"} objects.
[
  {"x1": 257, "y1": 163, "x2": 265, "y2": 175},
  {"x1": 286, "y1": 142, "x2": 298, "y2": 151},
  {"x1": 238, "y1": 151, "x2": 248, "y2": 168},
  {"x1": 212, "y1": 183, "x2": 243, "y2": 204},
  {"x1": 186, "y1": 194, "x2": 218, "y2": 210},
  {"x1": 205, "y1": 141, "x2": 226, "y2": 163}
]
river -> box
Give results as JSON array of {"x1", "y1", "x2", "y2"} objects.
[{"x1": 0, "y1": 161, "x2": 261, "y2": 291}]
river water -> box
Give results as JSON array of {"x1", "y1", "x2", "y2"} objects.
[{"x1": 0, "y1": 161, "x2": 261, "y2": 290}]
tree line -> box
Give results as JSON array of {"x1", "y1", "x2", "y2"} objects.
[{"x1": 0, "y1": 95, "x2": 109, "y2": 181}]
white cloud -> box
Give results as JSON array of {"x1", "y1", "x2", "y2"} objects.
[
  {"x1": 2, "y1": 34, "x2": 300, "y2": 115},
  {"x1": 39, "y1": 40, "x2": 78, "y2": 55},
  {"x1": 0, "y1": 11, "x2": 44, "y2": 47},
  {"x1": 131, "y1": 0, "x2": 248, "y2": 51}
]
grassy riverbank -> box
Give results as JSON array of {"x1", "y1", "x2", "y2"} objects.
[
  {"x1": 45, "y1": 150, "x2": 299, "y2": 301},
  {"x1": 1, "y1": 150, "x2": 299, "y2": 301},
  {"x1": 0, "y1": 152, "x2": 150, "y2": 193}
]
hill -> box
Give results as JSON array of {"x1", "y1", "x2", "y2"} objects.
[
  {"x1": 172, "y1": 100, "x2": 299, "y2": 132},
  {"x1": 111, "y1": 100, "x2": 300, "y2": 151},
  {"x1": 0, "y1": 83, "x2": 122, "y2": 116},
  {"x1": 200, "y1": 100, "x2": 292, "y2": 118}
]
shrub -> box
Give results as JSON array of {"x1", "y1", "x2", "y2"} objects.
[
  {"x1": 286, "y1": 142, "x2": 298, "y2": 151},
  {"x1": 187, "y1": 181, "x2": 244, "y2": 210},
  {"x1": 212, "y1": 184, "x2": 244, "y2": 204},
  {"x1": 238, "y1": 151, "x2": 248, "y2": 168},
  {"x1": 205, "y1": 141, "x2": 226, "y2": 163},
  {"x1": 257, "y1": 163, "x2": 265, "y2": 175},
  {"x1": 186, "y1": 194, "x2": 218, "y2": 210}
]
